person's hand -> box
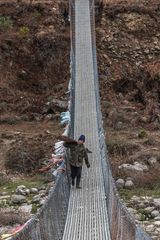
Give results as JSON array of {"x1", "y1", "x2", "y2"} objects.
[
  {"x1": 87, "y1": 163, "x2": 90, "y2": 168},
  {"x1": 86, "y1": 148, "x2": 92, "y2": 153}
]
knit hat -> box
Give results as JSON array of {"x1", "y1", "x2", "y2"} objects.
[{"x1": 78, "y1": 135, "x2": 85, "y2": 142}]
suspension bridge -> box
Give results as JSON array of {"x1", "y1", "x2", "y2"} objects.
[{"x1": 11, "y1": 0, "x2": 150, "y2": 239}]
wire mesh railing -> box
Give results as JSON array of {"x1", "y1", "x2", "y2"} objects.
[{"x1": 89, "y1": 0, "x2": 151, "y2": 239}]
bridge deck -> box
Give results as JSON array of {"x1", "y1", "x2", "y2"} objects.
[{"x1": 62, "y1": 0, "x2": 111, "y2": 239}]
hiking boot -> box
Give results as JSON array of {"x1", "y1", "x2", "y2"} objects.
[{"x1": 71, "y1": 179, "x2": 75, "y2": 186}]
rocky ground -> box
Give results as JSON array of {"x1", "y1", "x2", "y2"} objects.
[
  {"x1": 0, "y1": 0, "x2": 160, "y2": 239},
  {"x1": 96, "y1": 0, "x2": 160, "y2": 238},
  {"x1": 0, "y1": 0, "x2": 69, "y2": 236}
]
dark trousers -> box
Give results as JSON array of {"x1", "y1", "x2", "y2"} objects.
[{"x1": 70, "y1": 165, "x2": 82, "y2": 186}]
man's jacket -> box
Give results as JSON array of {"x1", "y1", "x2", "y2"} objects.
[{"x1": 64, "y1": 142, "x2": 90, "y2": 167}]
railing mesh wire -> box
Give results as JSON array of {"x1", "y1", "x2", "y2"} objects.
[
  {"x1": 90, "y1": 0, "x2": 151, "y2": 239},
  {"x1": 10, "y1": 0, "x2": 151, "y2": 239}
]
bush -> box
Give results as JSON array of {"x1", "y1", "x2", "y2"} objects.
[
  {"x1": 107, "y1": 140, "x2": 140, "y2": 156},
  {"x1": 138, "y1": 129, "x2": 147, "y2": 139},
  {"x1": 0, "y1": 211, "x2": 27, "y2": 226},
  {"x1": 0, "y1": 16, "x2": 13, "y2": 29},
  {"x1": 31, "y1": 204, "x2": 38, "y2": 214},
  {"x1": 0, "y1": 173, "x2": 9, "y2": 186},
  {"x1": 19, "y1": 26, "x2": 30, "y2": 37},
  {"x1": 5, "y1": 144, "x2": 46, "y2": 173},
  {"x1": 32, "y1": 10, "x2": 41, "y2": 18}
]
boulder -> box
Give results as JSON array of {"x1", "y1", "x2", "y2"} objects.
[
  {"x1": 39, "y1": 190, "x2": 46, "y2": 197},
  {"x1": 44, "y1": 99, "x2": 67, "y2": 114},
  {"x1": 145, "y1": 224, "x2": 155, "y2": 232},
  {"x1": 116, "y1": 178, "x2": 125, "y2": 189},
  {"x1": 155, "y1": 215, "x2": 160, "y2": 220},
  {"x1": 18, "y1": 204, "x2": 32, "y2": 213},
  {"x1": 0, "y1": 195, "x2": 10, "y2": 200},
  {"x1": 151, "y1": 210, "x2": 159, "y2": 218},
  {"x1": 127, "y1": 207, "x2": 137, "y2": 215},
  {"x1": 130, "y1": 196, "x2": 141, "y2": 204},
  {"x1": 39, "y1": 199, "x2": 46, "y2": 206},
  {"x1": 125, "y1": 180, "x2": 134, "y2": 189},
  {"x1": 32, "y1": 195, "x2": 41, "y2": 204},
  {"x1": 11, "y1": 195, "x2": 26, "y2": 204},
  {"x1": 145, "y1": 207, "x2": 155, "y2": 214},
  {"x1": 16, "y1": 185, "x2": 30, "y2": 196},
  {"x1": 119, "y1": 162, "x2": 148, "y2": 172},
  {"x1": 154, "y1": 221, "x2": 160, "y2": 227},
  {"x1": 0, "y1": 192, "x2": 8, "y2": 196},
  {"x1": 153, "y1": 199, "x2": 160, "y2": 208},
  {"x1": 147, "y1": 157, "x2": 157, "y2": 165},
  {"x1": 30, "y1": 188, "x2": 38, "y2": 194}
]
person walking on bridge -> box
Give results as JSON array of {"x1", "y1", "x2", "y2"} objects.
[{"x1": 58, "y1": 135, "x2": 90, "y2": 189}]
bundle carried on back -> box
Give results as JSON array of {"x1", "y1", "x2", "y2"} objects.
[{"x1": 58, "y1": 135, "x2": 77, "y2": 145}]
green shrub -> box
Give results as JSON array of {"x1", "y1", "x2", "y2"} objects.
[
  {"x1": 32, "y1": 10, "x2": 41, "y2": 18},
  {"x1": 19, "y1": 26, "x2": 30, "y2": 37},
  {"x1": 138, "y1": 129, "x2": 147, "y2": 139},
  {"x1": 0, "y1": 16, "x2": 13, "y2": 29},
  {"x1": 0, "y1": 173, "x2": 9, "y2": 186},
  {"x1": 31, "y1": 204, "x2": 38, "y2": 214}
]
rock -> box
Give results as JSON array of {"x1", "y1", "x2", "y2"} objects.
[
  {"x1": 45, "y1": 130, "x2": 51, "y2": 134},
  {"x1": 145, "y1": 207, "x2": 155, "y2": 214},
  {"x1": 145, "y1": 224, "x2": 155, "y2": 232},
  {"x1": 18, "y1": 204, "x2": 32, "y2": 213},
  {"x1": 16, "y1": 185, "x2": 26, "y2": 191},
  {"x1": 134, "y1": 214, "x2": 142, "y2": 221},
  {"x1": 16, "y1": 185, "x2": 30, "y2": 196},
  {"x1": 151, "y1": 210, "x2": 159, "y2": 218},
  {"x1": 119, "y1": 162, "x2": 148, "y2": 172},
  {"x1": 30, "y1": 188, "x2": 38, "y2": 194},
  {"x1": 140, "y1": 116, "x2": 148, "y2": 123},
  {"x1": 142, "y1": 196, "x2": 153, "y2": 205},
  {"x1": 0, "y1": 226, "x2": 12, "y2": 235},
  {"x1": 0, "y1": 195, "x2": 10, "y2": 200},
  {"x1": 0, "y1": 192, "x2": 8, "y2": 196},
  {"x1": 32, "y1": 195, "x2": 41, "y2": 204},
  {"x1": 44, "y1": 99, "x2": 67, "y2": 114},
  {"x1": 153, "y1": 199, "x2": 160, "y2": 208},
  {"x1": 25, "y1": 189, "x2": 30, "y2": 195},
  {"x1": 116, "y1": 178, "x2": 125, "y2": 189},
  {"x1": 39, "y1": 199, "x2": 46, "y2": 206},
  {"x1": 138, "y1": 202, "x2": 145, "y2": 208},
  {"x1": 45, "y1": 170, "x2": 54, "y2": 182},
  {"x1": 38, "y1": 185, "x2": 46, "y2": 191},
  {"x1": 154, "y1": 221, "x2": 160, "y2": 227},
  {"x1": 115, "y1": 121, "x2": 124, "y2": 130},
  {"x1": 126, "y1": 177, "x2": 133, "y2": 181},
  {"x1": 147, "y1": 157, "x2": 157, "y2": 165},
  {"x1": 45, "y1": 114, "x2": 53, "y2": 121},
  {"x1": 155, "y1": 215, "x2": 160, "y2": 220},
  {"x1": 144, "y1": 49, "x2": 150, "y2": 54},
  {"x1": 39, "y1": 190, "x2": 46, "y2": 197},
  {"x1": 125, "y1": 180, "x2": 134, "y2": 189},
  {"x1": 127, "y1": 207, "x2": 137, "y2": 215},
  {"x1": 11, "y1": 195, "x2": 26, "y2": 204},
  {"x1": 130, "y1": 196, "x2": 141, "y2": 204}
]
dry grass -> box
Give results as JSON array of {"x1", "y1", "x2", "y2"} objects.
[
  {"x1": 102, "y1": 0, "x2": 159, "y2": 6},
  {"x1": 0, "y1": 211, "x2": 27, "y2": 226},
  {"x1": 145, "y1": 62, "x2": 160, "y2": 79}
]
